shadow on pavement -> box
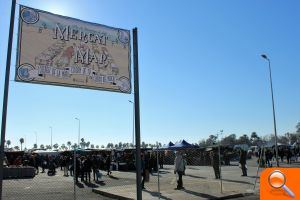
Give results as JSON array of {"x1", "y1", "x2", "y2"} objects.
[
  {"x1": 157, "y1": 170, "x2": 171, "y2": 174},
  {"x1": 222, "y1": 179, "x2": 254, "y2": 185},
  {"x1": 84, "y1": 181, "x2": 99, "y2": 188},
  {"x1": 185, "y1": 174, "x2": 207, "y2": 179},
  {"x1": 182, "y1": 189, "x2": 218, "y2": 199},
  {"x1": 76, "y1": 182, "x2": 84, "y2": 188},
  {"x1": 107, "y1": 175, "x2": 119, "y2": 180},
  {"x1": 143, "y1": 189, "x2": 173, "y2": 200},
  {"x1": 95, "y1": 180, "x2": 106, "y2": 186}
]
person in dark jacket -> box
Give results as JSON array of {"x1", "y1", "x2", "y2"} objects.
[
  {"x1": 92, "y1": 155, "x2": 98, "y2": 181},
  {"x1": 210, "y1": 149, "x2": 220, "y2": 179},
  {"x1": 75, "y1": 157, "x2": 80, "y2": 183},
  {"x1": 141, "y1": 154, "x2": 146, "y2": 189},
  {"x1": 159, "y1": 153, "x2": 164, "y2": 169},
  {"x1": 287, "y1": 149, "x2": 293, "y2": 164},
  {"x1": 105, "y1": 154, "x2": 112, "y2": 175},
  {"x1": 84, "y1": 156, "x2": 92, "y2": 182},
  {"x1": 239, "y1": 150, "x2": 247, "y2": 176}
]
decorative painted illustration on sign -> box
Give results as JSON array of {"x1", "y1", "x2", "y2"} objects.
[{"x1": 16, "y1": 5, "x2": 131, "y2": 93}]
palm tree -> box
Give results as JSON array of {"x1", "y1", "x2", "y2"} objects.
[
  {"x1": 67, "y1": 141, "x2": 71, "y2": 149},
  {"x1": 61, "y1": 144, "x2": 66, "y2": 150},
  {"x1": 80, "y1": 142, "x2": 85, "y2": 149},
  {"x1": 19, "y1": 138, "x2": 24, "y2": 150},
  {"x1": 86, "y1": 141, "x2": 90, "y2": 148},
  {"x1": 6, "y1": 140, "x2": 11, "y2": 148},
  {"x1": 80, "y1": 138, "x2": 85, "y2": 149},
  {"x1": 53, "y1": 143, "x2": 59, "y2": 149},
  {"x1": 72, "y1": 143, "x2": 78, "y2": 149}
]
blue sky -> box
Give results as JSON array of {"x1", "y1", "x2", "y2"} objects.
[{"x1": 0, "y1": 0, "x2": 299, "y2": 148}]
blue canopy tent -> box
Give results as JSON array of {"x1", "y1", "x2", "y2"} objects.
[
  {"x1": 161, "y1": 141, "x2": 174, "y2": 150},
  {"x1": 168, "y1": 140, "x2": 195, "y2": 150}
]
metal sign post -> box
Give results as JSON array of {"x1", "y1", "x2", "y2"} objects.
[
  {"x1": 0, "y1": 1, "x2": 16, "y2": 199},
  {"x1": 133, "y1": 28, "x2": 142, "y2": 200},
  {"x1": 218, "y1": 142, "x2": 223, "y2": 193},
  {"x1": 156, "y1": 147, "x2": 161, "y2": 199},
  {"x1": 253, "y1": 146, "x2": 264, "y2": 190},
  {"x1": 73, "y1": 149, "x2": 76, "y2": 200},
  {"x1": 218, "y1": 130, "x2": 223, "y2": 194}
]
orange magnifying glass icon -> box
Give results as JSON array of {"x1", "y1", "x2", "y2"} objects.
[{"x1": 268, "y1": 170, "x2": 295, "y2": 198}]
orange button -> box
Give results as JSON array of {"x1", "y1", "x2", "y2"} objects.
[{"x1": 261, "y1": 168, "x2": 299, "y2": 200}]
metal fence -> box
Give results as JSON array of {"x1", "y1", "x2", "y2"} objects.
[{"x1": 5, "y1": 145, "x2": 297, "y2": 199}]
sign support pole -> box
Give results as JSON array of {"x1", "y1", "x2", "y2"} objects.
[
  {"x1": 0, "y1": 0, "x2": 16, "y2": 199},
  {"x1": 156, "y1": 147, "x2": 161, "y2": 199},
  {"x1": 133, "y1": 27, "x2": 142, "y2": 200}
]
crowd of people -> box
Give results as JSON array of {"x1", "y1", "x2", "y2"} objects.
[
  {"x1": 4, "y1": 152, "x2": 114, "y2": 183},
  {"x1": 4, "y1": 145, "x2": 300, "y2": 191},
  {"x1": 258, "y1": 146, "x2": 300, "y2": 167}
]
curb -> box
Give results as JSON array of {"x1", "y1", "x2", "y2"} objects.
[
  {"x1": 93, "y1": 189, "x2": 255, "y2": 200},
  {"x1": 217, "y1": 192, "x2": 255, "y2": 199},
  {"x1": 92, "y1": 188, "x2": 134, "y2": 200}
]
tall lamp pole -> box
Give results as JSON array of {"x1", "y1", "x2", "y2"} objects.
[
  {"x1": 128, "y1": 100, "x2": 135, "y2": 146},
  {"x1": 74, "y1": 117, "x2": 80, "y2": 200},
  {"x1": 75, "y1": 118, "x2": 80, "y2": 146},
  {"x1": 49, "y1": 126, "x2": 53, "y2": 149},
  {"x1": 35, "y1": 132, "x2": 37, "y2": 148},
  {"x1": 218, "y1": 130, "x2": 223, "y2": 193},
  {"x1": 261, "y1": 54, "x2": 279, "y2": 167}
]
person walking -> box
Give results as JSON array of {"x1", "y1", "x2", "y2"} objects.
[
  {"x1": 92, "y1": 155, "x2": 98, "y2": 181},
  {"x1": 75, "y1": 156, "x2": 80, "y2": 183},
  {"x1": 141, "y1": 154, "x2": 146, "y2": 190},
  {"x1": 105, "y1": 154, "x2": 112, "y2": 175},
  {"x1": 80, "y1": 156, "x2": 85, "y2": 182},
  {"x1": 239, "y1": 149, "x2": 247, "y2": 176},
  {"x1": 287, "y1": 148, "x2": 292, "y2": 164},
  {"x1": 84, "y1": 156, "x2": 92, "y2": 182},
  {"x1": 174, "y1": 151, "x2": 185, "y2": 190},
  {"x1": 159, "y1": 153, "x2": 164, "y2": 169},
  {"x1": 210, "y1": 149, "x2": 220, "y2": 179}
]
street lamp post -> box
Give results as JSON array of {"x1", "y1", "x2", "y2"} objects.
[
  {"x1": 24, "y1": 135, "x2": 26, "y2": 150},
  {"x1": 128, "y1": 100, "x2": 135, "y2": 146},
  {"x1": 49, "y1": 126, "x2": 53, "y2": 149},
  {"x1": 75, "y1": 118, "x2": 80, "y2": 146},
  {"x1": 261, "y1": 54, "x2": 279, "y2": 167},
  {"x1": 35, "y1": 132, "x2": 37, "y2": 148},
  {"x1": 74, "y1": 117, "x2": 80, "y2": 200},
  {"x1": 218, "y1": 130, "x2": 223, "y2": 193}
]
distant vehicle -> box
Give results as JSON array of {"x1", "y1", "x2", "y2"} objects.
[
  {"x1": 32, "y1": 149, "x2": 60, "y2": 157},
  {"x1": 233, "y1": 144, "x2": 249, "y2": 151},
  {"x1": 250, "y1": 146, "x2": 259, "y2": 154}
]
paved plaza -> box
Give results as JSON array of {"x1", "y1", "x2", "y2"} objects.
[{"x1": 3, "y1": 158, "x2": 299, "y2": 200}]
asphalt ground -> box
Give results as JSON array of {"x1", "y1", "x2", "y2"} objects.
[
  {"x1": 3, "y1": 169, "x2": 114, "y2": 200},
  {"x1": 2, "y1": 158, "x2": 299, "y2": 200}
]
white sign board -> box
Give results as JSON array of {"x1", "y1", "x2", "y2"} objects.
[{"x1": 16, "y1": 5, "x2": 131, "y2": 93}]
